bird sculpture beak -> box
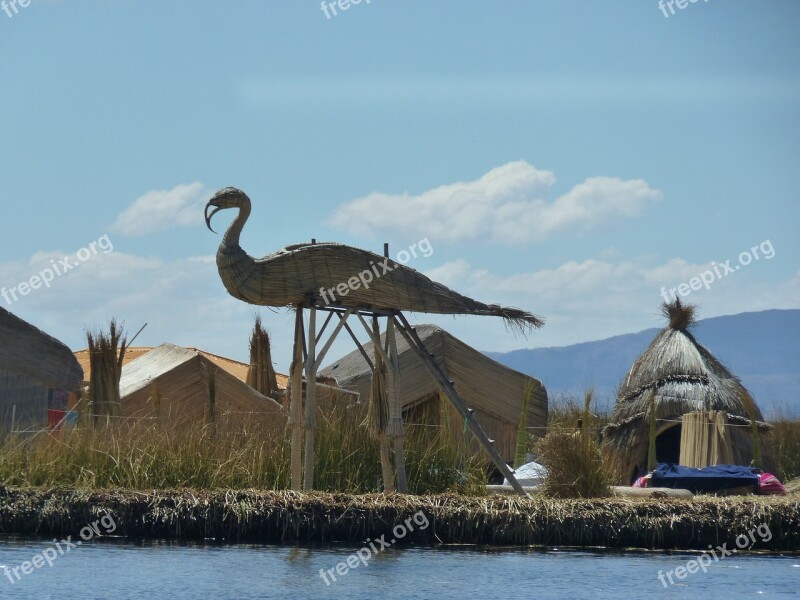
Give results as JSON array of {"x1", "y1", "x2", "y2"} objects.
[{"x1": 205, "y1": 202, "x2": 222, "y2": 233}]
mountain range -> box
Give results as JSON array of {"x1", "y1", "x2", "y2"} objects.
[{"x1": 486, "y1": 309, "x2": 799, "y2": 416}]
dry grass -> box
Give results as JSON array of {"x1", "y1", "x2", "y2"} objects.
[
  {"x1": 767, "y1": 405, "x2": 800, "y2": 482},
  {"x1": 534, "y1": 392, "x2": 612, "y2": 498},
  {"x1": 0, "y1": 401, "x2": 486, "y2": 495}
]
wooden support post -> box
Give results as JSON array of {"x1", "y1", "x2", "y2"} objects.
[
  {"x1": 393, "y1": 312, "x2": 527, "y2": 496},
  {"x1": 372, "y1": 315, "x2": 395, "y2": 493},
  {"x1": 303, "y1": 307, "x2": 318, "y2": 491},
  {"x1": 289, "y1": 307, "x2": 305, "y2": 490},
  {"x1": 386, "y1": 317, "x2": 408, "y2": 493}
]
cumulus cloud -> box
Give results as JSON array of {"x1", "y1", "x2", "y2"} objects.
[
  {"x1": 111, "y1": 182, "x2": 210, "y2": 237},
  {"x1": 328, "y1": 161, "x2": 661, "y2": 244}
]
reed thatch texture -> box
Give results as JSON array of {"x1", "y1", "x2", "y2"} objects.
[
  {"x1": 0, "y1": 307, "x2": 83, "y2": 430},
  {"x1": 1, "y1": 487, "x2": 798, "y2": 550},
  {"x1": 320, "y1": 324, "x2": 548, "y2": 461},
  {"x1": 603, "y1": 301, "x2": 772, "y2": 483},
  {"x1": 118, "y1": 343, "x2": 283, "y2": 425},
  {"x1": 206, "y1": 188, "x2": 543, "y2": 332},
  {"x1": 76, "y1": 347, "x2": 289, "y2": 390}
]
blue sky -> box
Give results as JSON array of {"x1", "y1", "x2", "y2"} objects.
[{"x1": 1, "y1": 0, "x2": 798, "y2": 371}]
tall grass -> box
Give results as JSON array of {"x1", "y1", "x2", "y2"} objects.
[
  {"x1": 0, "y1": 400, "x2": 486, "y2": 494},
  {"x1": 767, "y1": 405, "x2": 800, "y2": 482},
  {"x1": 534, "y1": 391, "x2": 612, "y2": 498}
]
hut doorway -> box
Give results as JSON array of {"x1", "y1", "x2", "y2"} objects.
[{"x1": 656, "y1": 423, "x2": 682, "y2": 464}]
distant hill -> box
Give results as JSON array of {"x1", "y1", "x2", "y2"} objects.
[{"x1": 486, "y1": 309, "x2": 800, "y2": 416}]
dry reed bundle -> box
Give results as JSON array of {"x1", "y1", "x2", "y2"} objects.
[
  {"x1": 246, "y1": 316, "x2": 278, "y2": 399},
  {"x1": 86, "y1": 320, "x2": 127, "y2": 424},
  {"x1": 1, "y1": 487, "x2": 797, "y2": 551}
]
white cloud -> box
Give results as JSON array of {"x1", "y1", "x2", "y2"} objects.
[
  {"x1": 111, "y1": 182, "x2": 210, "y2": 237},
  {"x1": 1, "y1": 243, "x2": 796, "y2": 379},
  {"x1": 422, "y1": 256, "x2": 800, "y2": 351},
  {"x1": 328, "y1": 161, "x2": 661, "y2": 244}
]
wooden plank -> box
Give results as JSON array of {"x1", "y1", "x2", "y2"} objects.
[{"x1": 393, "y1": 312, "x2": 527, "y2": 496}]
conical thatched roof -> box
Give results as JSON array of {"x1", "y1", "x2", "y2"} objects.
[{"x1": 602, "y1": 301, "x2": 770, "y2": 482}]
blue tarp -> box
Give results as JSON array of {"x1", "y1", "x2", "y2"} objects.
[{"x1": 651, "y1": 463, "x2": 760, "y2": 493}]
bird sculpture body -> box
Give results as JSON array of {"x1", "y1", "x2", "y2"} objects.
[{"x1": 205, "y1": 187, "x2": 543, "y2": 330}]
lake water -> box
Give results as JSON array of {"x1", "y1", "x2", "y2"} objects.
[{"x1": 0, "y1": 539, "x2": 798, "y2": 599}]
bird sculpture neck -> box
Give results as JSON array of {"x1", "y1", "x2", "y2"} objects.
[{"x1": 221, "y1": 200, "x2": 252, "y2": 252}]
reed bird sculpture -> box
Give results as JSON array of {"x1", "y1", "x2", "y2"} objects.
[
  {"x1": 205, "y1": 187, "x2": 543, "y2": 330},
  {"x1": 205, "y1": 186, "x2": 542, "y2": 496}
]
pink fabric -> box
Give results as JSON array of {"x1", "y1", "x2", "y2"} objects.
[
  {"x1": 633, "y1": 475, "x2": 650, "y2": 488},
  {"x1": 757, "y1": 472, "x2": 786, "y2": 495}
]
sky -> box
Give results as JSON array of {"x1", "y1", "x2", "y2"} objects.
[{"x1": 1, "y1": 0, "x2": 798, "y2": 372}]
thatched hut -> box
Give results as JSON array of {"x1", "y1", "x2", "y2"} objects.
[
  {"x1": 602, "y1": 301, "x2": 772, "y2": 484},
  {"x1": 114, "y1": 343, "x2": 284, "y2": 425},
  {"x1": 0, "y1": 307, "x2": 83, "y2": 431},
  {"x1": 320, "y1": 324, "x2": 548, "y2": 462}
]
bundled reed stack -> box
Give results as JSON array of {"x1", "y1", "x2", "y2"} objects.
[
  {"x1": 246, "y1": 316, "x2": 279, "y2": 400},
  {"x1": 602, "y1": 300, "x2": 773, "y2": 484},
  {"x1": 86, "y1": 320, "x2": 128, "y2": 425}
]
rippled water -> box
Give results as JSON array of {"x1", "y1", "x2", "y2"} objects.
[{"x1": 0, "y1": 539, "x2": 798, "y2": 599}]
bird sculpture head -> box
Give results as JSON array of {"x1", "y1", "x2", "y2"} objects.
[{"x1": 205, "y1": 187, "x2": 251, "y2": 233}]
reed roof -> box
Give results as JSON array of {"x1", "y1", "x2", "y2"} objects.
[
  {"x1": 0, "y1": 307, "x2": 82, "y2": 391},
  {"x1": 118, "y1": 343, "x2": 283, "y2": 419},
  {"x1": 76, "y1": 346, "x2": 289, "y2": 390},
  {"x1": 319, "y1": 324, "x2": 547, "y2": 429}
]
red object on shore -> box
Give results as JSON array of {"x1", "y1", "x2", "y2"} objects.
[
  {"x1": 757, "y1": 472, "x2": 787, "y2": 495},
  {"x1": 47, "y1": 409, "x2": 66, "y2": 431}
]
